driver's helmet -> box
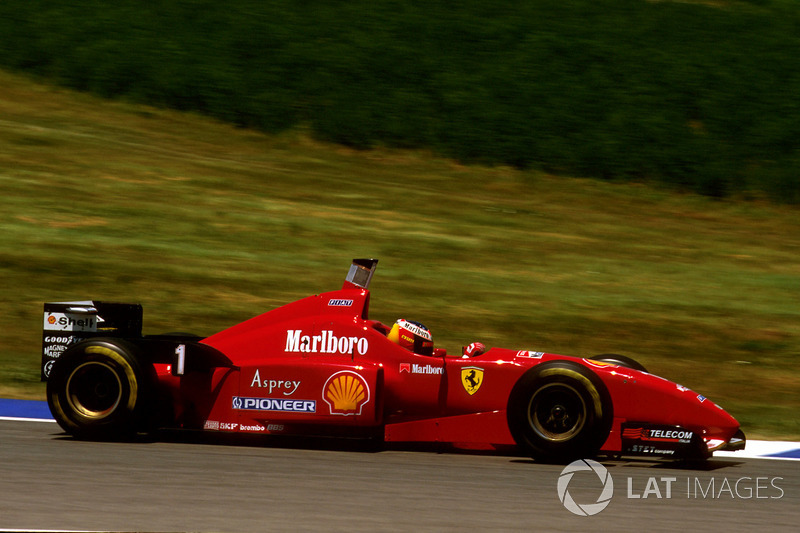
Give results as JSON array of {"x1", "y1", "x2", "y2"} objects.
[{"x1": 388, "y1": 319, "x2": 434, "y2": 355}]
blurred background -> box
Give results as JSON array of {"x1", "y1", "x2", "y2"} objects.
[
  {"x1": 2, "y1": 0, "x2": 799, "y2": 201},
  {"x1": 0, "y1": 0, "x2": 798, "y2": 438}
]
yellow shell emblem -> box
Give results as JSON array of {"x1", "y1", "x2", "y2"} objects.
[{"x1": 323, "y1": 371, "x2": 370, "y2": 415}]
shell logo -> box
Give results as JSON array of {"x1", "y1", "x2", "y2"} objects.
[{"x1": 323, "y1": 371, "x2": 370, "y2": 416}]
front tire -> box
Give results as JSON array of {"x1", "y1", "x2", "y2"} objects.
[
  {"x1": 507, "y1": 360, "x2": 613, "y2": 463},
  {"x1": 47, "y1": 339, "x2": 153, "y2": 440},
  {"x1": 591, "y1": 353, "x2": 648, "y2": 373}
]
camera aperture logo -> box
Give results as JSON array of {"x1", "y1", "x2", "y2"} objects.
[
  {"x1": 557, "y1": 460, "x2": 786, "y2": 516},
  {"x1": 557, "y1": 459, "x2": 614, "y2": 516}
]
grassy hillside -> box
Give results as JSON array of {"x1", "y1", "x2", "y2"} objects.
[
  {"x1": 1, "y1": 70, "x2": 798, "y2": 438},
  {"x1": 1, "y1": 0, "x2": 799, "y2": 200}
]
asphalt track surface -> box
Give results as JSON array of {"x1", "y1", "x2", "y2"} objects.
[{"x1": 1, "y1": 420, "x2": 799, "y2": 533}]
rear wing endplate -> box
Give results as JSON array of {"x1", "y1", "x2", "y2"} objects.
[{"x1": 41, "y1": 301, "x2": 143, "y2": 380}]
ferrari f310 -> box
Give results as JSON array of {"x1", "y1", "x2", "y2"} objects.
[{"x1": 43, "y1": 259, "x2": 745, "y2": 462}]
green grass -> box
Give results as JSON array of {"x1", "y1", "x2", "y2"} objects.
[{"x1": 1, "y1": 70, "x2": 798, "y2": 439}]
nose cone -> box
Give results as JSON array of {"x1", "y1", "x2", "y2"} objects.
[
  {"x1": 685, "y1": 394, "x2": 743, "y2": 452},
  {"x1": 658, "y1": 378, "x2": 744, "y2": 452},
  {"x1": 612, "y1": 370, "x2": 742, "y2": 451}
]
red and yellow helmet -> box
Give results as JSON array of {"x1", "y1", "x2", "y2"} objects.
[{"x1": 388, "y1": 319, "x2": 434, "y2": 355}]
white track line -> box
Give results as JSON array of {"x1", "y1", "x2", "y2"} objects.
[{"x1": 0, "y1": 416, "x2": 57, "y2": 423}]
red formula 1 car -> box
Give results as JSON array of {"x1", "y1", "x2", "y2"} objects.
[{"x1": 42, "y1": 259, "x2": 745, "y2": 462}]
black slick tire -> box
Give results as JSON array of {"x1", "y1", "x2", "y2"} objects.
[
  {"x1": 507, "y1": 360, "x2": 613, "y2": 463},
  {"x1": 46, "y1": 339, "x2": 153, "y2": 440},
  {"x1": 591, "y1": 353, "x2": 648, "y2": 373}
]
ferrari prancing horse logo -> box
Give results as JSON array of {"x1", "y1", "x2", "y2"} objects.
[{"x1": 461, "y1": 367, "x2": 484, "y2": 395}]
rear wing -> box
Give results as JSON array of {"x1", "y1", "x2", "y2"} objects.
[
  {"x1": 342, "y1": 258, "x2": 378, "y2": 290},
  {"x1": 41, "y1": 301, "x2": 142, "y2": 380}
]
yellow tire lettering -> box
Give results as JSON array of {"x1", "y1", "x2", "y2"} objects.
[
  {"x1": 538, "y1": 367, "x2": 603, "y2": 418},
  {"x1": 85, "y1": 345, "x2": 138, "y2": 411}
]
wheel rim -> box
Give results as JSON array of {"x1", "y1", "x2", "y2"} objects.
[
  {"x1": 66, "y1": 361, "x2": 123, "y2": 419},
  {"x1": 528, "y1": 382, "x2": 587, "y2": 442}
]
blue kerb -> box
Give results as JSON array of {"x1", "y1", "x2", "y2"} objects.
[
  {"x1": 767, "y1": 448, "x2": 800, "y2": 459},
  {"x1": 0, "y1": 398, "x2": 53, "y2": 419}
]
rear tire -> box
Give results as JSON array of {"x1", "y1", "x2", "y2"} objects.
[
  {"x1": 47, "y1": 339, "x2": 153, "y2": 440},
  {"x1": 507, "y1": 360, "x2": 613, "y2": 463}
]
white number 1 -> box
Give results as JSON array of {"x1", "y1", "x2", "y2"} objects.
[{"x1": 175, "y1": 344, "x2": 186, "y2": 375}]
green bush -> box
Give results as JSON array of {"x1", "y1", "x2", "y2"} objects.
[{"x1": 0, "y1": 0, "x2": 798, "y2": 201}]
